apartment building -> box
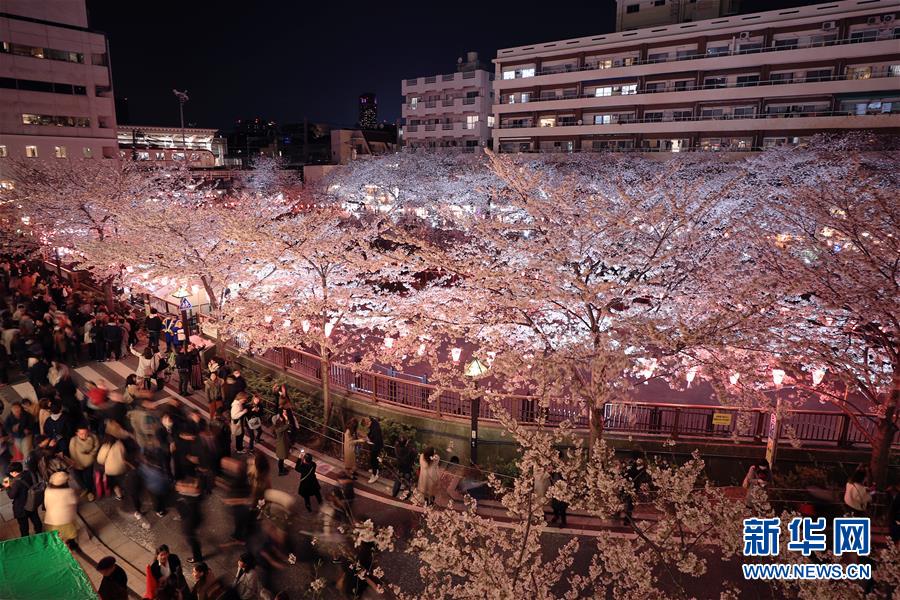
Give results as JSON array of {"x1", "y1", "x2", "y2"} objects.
[
  {"x1": 0, "y1": 0, "x2": 118, "y2": 171},
  {"x1": 493, "y1": 0, "x2": 900, "y2": 154},
  {"x1": 402, "y1": 52, "x2": 494, "y2": 149},
  {"x1": 617, "y1": 0, "x2": 741, "y2": 32}
]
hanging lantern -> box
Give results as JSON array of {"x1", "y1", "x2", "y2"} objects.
[
  {"x1": 282, "y1": 319, "x2": 292, "y2": 329},
  {"x1": 686, "y1": 366, "x2": 698, "y2": 385},
  {"x1": 384, "y1": 337, "x2": 394, "y2": 349},
  {"x1": 772, "y1": 369, "x2": 785, "y2": 386},
  {"x1": 417, "y1": 343, "x2": 426, "y2": 356},
  {"x1": 451, "y1": 347, "x2": 462, "y2": 362},
  {"x1": 301, "y1": 319, "x2": 310, "y2": 333},
  {"x1": 729, "y1": 372, "x2": 740, "y2": 385},
  {"x1": 812, "y1": 368, "x2": 826, "y2": 386},
  {"x1": 264, "y1": 315, "x2": 273, "y2": 324},
  {"x1": 324, "y1": 321, "x2": 334, "y2": 337}
]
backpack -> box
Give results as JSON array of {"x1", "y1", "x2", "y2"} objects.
[{"x1": 23, "y1": 472, "x2": 46, "y2": 513}]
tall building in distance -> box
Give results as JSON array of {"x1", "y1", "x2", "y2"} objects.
[
  {"x1": 492, "y1": 0, "x2": 900, "y2": 154},
  {"x1": 401, "y1": 51, "x2": 494, "y2": 149},
  {"x1": 0, "y1": 0, "x2": 119, "y2": 171},
  {"x1": 616, "y1": 0, "x2": 741, "y2": 31},
  {"x1": 358, "y1": 93, "x2": 377, "y2": 129}
]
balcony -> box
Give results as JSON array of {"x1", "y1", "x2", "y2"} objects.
[
  {"x1": 495, "y1": 68, "x2": 900, "y2": 113},
  {"x1": 495, "y1": 33, "x2": 900, "y2": 89},
  {"x1": 495, "y1": 110, "x2": 900, "y2": 137},
  {"x1": 442, "y1": 123, "x2": 454, "y2": 130}
]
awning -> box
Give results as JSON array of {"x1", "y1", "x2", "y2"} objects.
[{"x1": 0, "y1": 532, "x2": 97, "y2": 599}]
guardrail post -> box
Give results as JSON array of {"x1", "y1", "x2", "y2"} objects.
[
  {"x1": 672, "y1": 408, "x2": 681, "y2": 439},
  {"x1": 753, "y1": 411, "x2": 766, "y2": 442},
  {"x1": 371, "y1": 373, "x2": 379, "y2": 404},
  {"x1": 837, "y1": 414, "x2": 852, "y2": 447}
]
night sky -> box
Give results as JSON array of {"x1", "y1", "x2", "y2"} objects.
[{"x1": 84, "y1": 0, "x2": 817, "y2": 132}]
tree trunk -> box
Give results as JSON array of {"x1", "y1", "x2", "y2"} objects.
[
  {"x1": 869, "y1": 377, "x2": 898, "y2": 488},
  {"x1": 200, "y1": 274, "x2": 218, "y2": 311},
  {"x1": 104, "y1": 279, "x2": 115, "y2": 312},
  {"x1": 589, "y1": 403, "x2": 605, "y2": 449}
]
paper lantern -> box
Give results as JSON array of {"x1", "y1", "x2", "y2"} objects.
[
  {"x1": 384, "y1": 337, "x2": 394, "y2": 349},
  {"x1": 729, "y1": 372, "x2": 740, "y2": 385},
  {"x1": 812, "y1": 369, "x2": 826, "y2": 386},
  {"x1": 772, "y1": 369, "x2": 785, "y2": 386},
  {"x1": 324, "y1": 322, "x2": 334, "y2": 337},
  {"x1": 301, "y1": 320, "x2": 310, "y2": 333},
  {"x1": 451, "y1": 347, "x2": 462, "y2": 362}
]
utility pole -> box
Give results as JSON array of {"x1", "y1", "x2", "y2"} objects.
[{"x1": 173, "y1": 89, "x2": 190, "y2": 154}]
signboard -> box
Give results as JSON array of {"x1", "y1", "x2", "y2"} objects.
[
  {"x1": 712, "y1": 412, "x2": 733, "y2": 426},
  {"x1": 766, "y1": 402, "x2": 781, "y2": 470},
  {"x1": 180, "y1": 296, "x2": 192, "y2": 310}
]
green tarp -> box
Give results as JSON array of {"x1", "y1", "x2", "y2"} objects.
[{"x1": 0, "y1": 532, "x2": 97, "y2": 599}]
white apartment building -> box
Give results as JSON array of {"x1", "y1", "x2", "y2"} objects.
[
  {"x1": 117, "y1": 126, "x2": 226, "y2": 168},
  {"x1": 493, "y1": 0, "x2": 900, "y2": 153},
  {"x1": 0, "y1": 0, "x2": 118, "y2": 175},
  {"x1": 402, "y1": 52, "x2": 494, "y2": 149}
]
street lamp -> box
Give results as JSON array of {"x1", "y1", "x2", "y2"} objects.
[
  {"x1": 464, "y1": 357, "x2": 489, "y2": 465},
  {"x1": 173, "y1": 89, "x2": 189, "y2": 156},
  {"x1": 766, "y1": 368, "x2": 786, "y2": 471}
]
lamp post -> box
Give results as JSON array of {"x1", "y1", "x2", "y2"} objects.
[
  {"x1": 173, "y1": 89, "x2": 189, "y2": 157},
  {"x1": 464, "y1": 357, "x2": 489, "y2": 465},
  {"x1": 766, "y1": 369, "x2": 786, "y2": 470},
  {"x1": 171, "y1": 287, "x2": 192, "y2": 342}
]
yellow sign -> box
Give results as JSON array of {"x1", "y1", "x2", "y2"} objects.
[{"x1": 712, "y1": 412, "x2": 733, "y2": 426}]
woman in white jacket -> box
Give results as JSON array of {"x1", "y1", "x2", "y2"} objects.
[
  {"x1": 44, "y1": 471, "x2": 79, "y2": 545},
  {"x1": 130, "y1": 345, "x2": 161, "y2": 390},
  {"x1": 417, "y1": 446, "x2": 441, "y2": 506},
  {"x1": 97, "y1": 430, "x2": 129, "y2": 500}
]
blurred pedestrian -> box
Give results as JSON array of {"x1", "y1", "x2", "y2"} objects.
[
  {"x1": 273, "y1": 409, "x2": 291, "y2": 476},
  {"x1": 362, "y1": 416, "x2": 383, "y2": 484},
  {"x1": 418, "y1": 446, "x2": 441, "y2": 506},
  {"x1": 295, "y1": 452, "x2": 322, "y2": 512},
  {"x1": 96, "y1": 556, "x2": 128, "y2": 600}
]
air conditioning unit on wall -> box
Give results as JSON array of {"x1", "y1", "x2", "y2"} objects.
[
  {"x1": 821, "y1": 21, "x2": 836, "y2": 31},
  {"x1": 738, "y1": 31, "x2": 751, "y2": 39},
  {"x1": 867, "y1": 15, "x2": 881, "y2": 25}
]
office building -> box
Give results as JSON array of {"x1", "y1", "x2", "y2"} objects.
[
  {"x1": 0, "y1": 0, "x2": 118, "y2": 169},
  {"x1": 401, "y1": 52, "x2": 494, "y2": 149},
  {"x1": 492, "y1": 0, "x2": 900, "y2": 154},
  {"x1": 359, "y1": 93, "x2": 378, "y2": 129}
]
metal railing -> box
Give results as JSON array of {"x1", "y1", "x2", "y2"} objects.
[
  {"x1": 496, "y1": 68, "x2": 900, "y2": 106},
  {"x1": 501, "y1": 32, "x2": 899, "y2": 80},
  {"x1": 228, "y1": 343, "x2": 899, "y2": 449}
]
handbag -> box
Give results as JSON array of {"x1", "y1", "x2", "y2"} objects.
[{"x1": 247, "y1": 416, "x2": 262, "y2": 430}]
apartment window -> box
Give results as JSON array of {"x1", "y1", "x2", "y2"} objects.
[
  {"x1": 701, "y1": 108, "x2": 724, "y2": 118},
  {"x1": 774, "y1": 38, "x2": 798, "y2": 49},
  {"x1": 675, "y1": 48, "x2": 695, "y2": 59},
  {"x1": 54, "y1": 146, "x2": 67, "y2": 158},
  {"x1": 0, "y1": 145, "x2": 6, "y2": 157},
  {"x1": 594, "y1": 115, "x2": 612, "y2": 124},
  {"x1": 621, "y1": 84, "x2": 637, "y2": 95},
  {"x1": 25, "y1": 146, "x2": 38, "y2": 158},
  {"x1": 850, "y1": 30, "x2": 878, "y2": 43},
  {"x1": 521, "y1": 92, "x2": 530, "y2": 103},
  {"x1": 645, "y1": 82, "x2": 666, "y2": 92},
  {"x1": 733, "y1": 107, "x2": 755, "y2": 118},
  {"x1": 645, "y1": 111, "x2": 664, "y2": 122},
  {"x1": 736, "y1": 74, "x2": 760, "y2": 87},
  {"x1": 91, "y1": 53, "x2": 108, "y2": 66},
  {"x1": 673, "y1": 80, "x2": 692, "y2": 91},
  {"x1": 487, "y1": 116, "x2": 495, "y2": 127},
  {"x1": 83, "y1": 147, "x2": 93, "y2": 158},
  {"x1": 503, "y1": 70, "x2": 515, "y2": 80},
  {"x1": 137, "y1": 151, "x2": 150, "y2": 160},
  {"x1": 648, "y1": 52, "x2": 668, "y2": 62},
  {"x1": 521, "y1": 67, "x2": 535, "y2": 78},
  {"x1": 847, "y1": 66, "x2": 872, "y2": 80},
  {"x1": 626, "y1": 4, "x2": 640, "y2": 13},
  {"x1": 770, "y1": 72, "x2": 794, "y2": 85},
  {"x1": 466, "y1": 115, "x2": 479, "y2": 129},
  {"x1": 704, "y1": 76, "x2": 727, "y2": 89},
  {"x1": 539, "y1": 117, "x2": 556, "y2": 127},
  {"x1": 739, "y1": 43, "x2": 762, "y2": 52},
  {"x1": 891, "y1": 65, "x2": 900, "y2": 77},
  {"x1": 805, "y1": 68, "x2": 832, "y2": 82},
  {"x1": 595, "y1": 86, "x2": 613, "y2": 97},
  {"x1": 410, "y1": 97, "x2": 418, "y2": 109},
  {"x1": 706, "y1": 45, "x2": 730, "y2": 56},
  {"x1": 655, "y1": 0, "x2": 666, "y2": 4},
  {"x1": 673, "y1": 110, "x2": 693, "y2": 121}
]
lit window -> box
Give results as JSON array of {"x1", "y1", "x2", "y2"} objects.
[
  {"x1": 594, "y1": 115, "x2": 612, "y2": 124},
  {"x1": 487, "y1": 115, "x2": 495, "y2": 127},
  {"x1": 137, "y1": 151, "x2": 150, "y2": 160},
  {"x1": 83, "y1": 147, "x2": 92, "y2": 158},
  {"x1": 621, "y1": 84, "x2": 637, "y2": 95},
  {"x1": 539, "y1": 117, "x2": 555, "y2": 127},
  {"x1": 172, "y1": 152, "x2": 185, "y2": 160},
  {"x1": 503, "y1": 70, "x2": 515, "y2": 80},
  {"x1": 54, "y1": 146, "x2": 67, "y2": 158},
  {"x1": 0, "y1": 145, "x2": 7, "y2": 158},
  {"x1": 595, "y1": 86, "x2": 612, "y2": 97},
  {"x1": 155, "y1": 152, "x2": 166, "y2": 160},
  {"x1": 25, "y1": 145, "x2": 38, "y2": 157},
  {"x1": 521, "y1": 68, "x2": 535, "y2": 78},
  {"x1": 466, "y1": 115, "x2": 479, "y2": 129},
  {"x1": 410, "y1": 97, "x2": 418, "y2": 109}
]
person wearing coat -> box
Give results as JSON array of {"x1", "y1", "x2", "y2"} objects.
[
  {"x1": 233, "y1": 553, "x2": 260, "y2": 600},
  {"x1": 230, "y1": 393, "x2": 248, "y2": 454},
  {"x1": 204, "y1": 372, "x2": 223, "y2": 417},
  {"x1": 130, "y1": 346, "x2": 161, "y2": 390},
  {"x1": 43, "y1": 470, "x2": 79, "y2": 544},
  {"x1": 342, "y1": 419, "x2": 364, "y2": 479},
  {"x1": 144, "y1": 544, "x2": 185, "y2": 600},
  {"x1": 273, "y1": 410, "x2": 292, "y2": 476},
  {"x1": 3, "y1": 461, "x2": 42, "y2": 537},
  {"x1": 295, "y1": 452, "x2": 322, "y2": 512},
  {"x1": 97, "y1": 431, "x2": 129, "y2": 501},
  {"x1": 418, "y1": 446, "x2": 441, "y2": 506},
  {"x1": 69, "y1": 424, "x2": 99, "y2": 500}
]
